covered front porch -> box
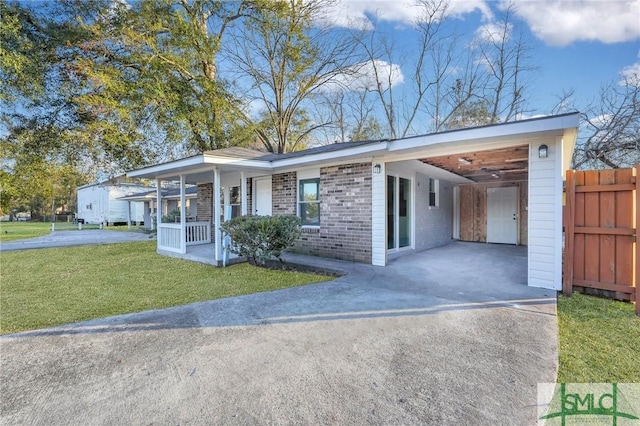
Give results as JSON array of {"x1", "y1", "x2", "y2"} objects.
[
  {"x1": 154, "y1": 170, "x2": 248, "y2": 266},
  {"x1": 128, "y1": 150, "x2": 274, "y2": 266}
]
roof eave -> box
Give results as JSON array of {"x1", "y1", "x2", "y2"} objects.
[
  {"x1": 271, "y1": 142, "x2": 388, "y2": 170},
  {"x1": 388, "y1": 113, "x2": 580, "y2": 155},
  {"x1": 125, "y1": 113, "x2": 580, "y2": 179}
]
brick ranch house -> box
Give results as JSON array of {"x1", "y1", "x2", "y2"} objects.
[{"x1": 127, "y1": 113, "x2": 579, "y2": 291}]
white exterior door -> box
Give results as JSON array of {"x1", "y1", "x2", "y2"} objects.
[
  {"x1": 487, "y1": 187, "x2": 518, "y2": 244},
  {"x1": 254, "y1": 177, "x2": 272, "y2": 216}
]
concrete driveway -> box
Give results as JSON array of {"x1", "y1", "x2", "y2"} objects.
[{"x1": 0, "y1": 242, "x2": 557, "y2": 425}]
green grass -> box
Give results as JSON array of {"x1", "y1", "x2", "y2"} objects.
[
  {"x1": 0, "y1": 222, "x2": 52, "y2": 242},
  {"x1": 0, "y1": 241, "x2": 330, "y2": 334},
  {"x1": 557, "y1": 293, "x2": 640, "y2": 383}
]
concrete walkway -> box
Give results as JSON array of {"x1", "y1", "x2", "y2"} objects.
[
  {"x1": 0, "y1": 230, "x2": 153, "y2": 252},
  {"x1": 0, "y1": 242, "x2": 558, "y2": 425}
]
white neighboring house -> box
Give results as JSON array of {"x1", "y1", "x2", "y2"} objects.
[{"x1": 76, "y1": 176, "x2": 148, "y2": 225}]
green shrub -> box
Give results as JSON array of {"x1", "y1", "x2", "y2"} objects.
[
  {"x1": 220, "y1": 215, "x2": 302, "y2": 265},
  {"x1": 161, "y1": 208, "x2": 181, "y2": 223}
]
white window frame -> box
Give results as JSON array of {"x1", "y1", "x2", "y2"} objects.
[
  {"x1": 429, "y1": 178, "x2": 439, "y2": 208},
  {"x1": 387, "y1": 172, "x2": 414, "y2": 253}
]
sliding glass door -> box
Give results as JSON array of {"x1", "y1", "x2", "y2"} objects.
[{"x1": 387, "y1": 175, "x2": 411, "y2": 250}]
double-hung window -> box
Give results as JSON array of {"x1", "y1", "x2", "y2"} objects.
[
  {"x1": 429, "y1": 178, "x2": 439, "y2": 207},
  {"x1": 299, "y1": 178, "x2": 320, "y2": 226}
]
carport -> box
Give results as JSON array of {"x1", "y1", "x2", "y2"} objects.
[
  {"x1": 369, "y1": 113, "x2": 579, "y2": 291},
  {"x1": 424, "y1": 144, "x2": 530, "y2": 246}
]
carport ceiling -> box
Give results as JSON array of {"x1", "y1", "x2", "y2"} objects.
[{"x1": 420, "y1": 145, "x2": 529, "y2": 183}]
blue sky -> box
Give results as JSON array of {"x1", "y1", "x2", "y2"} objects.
[{"x1": 322, "y1": 0, "x2": 640, "y2": 115}]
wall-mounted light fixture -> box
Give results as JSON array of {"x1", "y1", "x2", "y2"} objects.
[
  {"x1": 373, "y1": 164, "x2": 382, "y2": 174},
  {"x1": 538, "y1": 144, "x2": 548, "y2": 159}
]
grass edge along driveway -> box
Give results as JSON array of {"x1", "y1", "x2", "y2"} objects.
[
  {"x1": 557, "y1": 293, "x2": 640, "y2": 383},
  {"x1": 0, "y1": 241, "x2": 330, "y2": 334},
  {"x1": 0, "y1": 222, "x2": 53, "y2": 242},
  {"x1": 0, "y1": 222, "x2": 142, "y2": 243}
]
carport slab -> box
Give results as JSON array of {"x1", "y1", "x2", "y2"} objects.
[{"x1": 0, "y1": 241, "x2": 557, "y2": 425}]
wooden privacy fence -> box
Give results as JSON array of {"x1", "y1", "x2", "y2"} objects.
[{"x1": 563, "y1": 167, "x2": 639, "y2": 316}]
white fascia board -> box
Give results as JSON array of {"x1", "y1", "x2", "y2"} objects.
[
  {"x1": 127, "y1": 155, "x2": 204, "y2": 179},
  {"x1": 202, "y1": 155, "x2": 271, "y2": 169},
  {"x1": 388, "y1": 114, "x2": 580, "y2": 155},
  {"x1": 271, "y1": 143, "x2": 388, "y2": 170},
  {"x1": 561, "y1": 127, "x2": 578, "y2": 172},
  {"x1": 155, "y1": 164, "x2": 220, "y2": 181}
]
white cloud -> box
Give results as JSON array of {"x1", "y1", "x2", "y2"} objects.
[
  {"x1": 620, "y1": 61, "x2": 640, "y2": 87},
  {"x1": 319, "y1": 0, "x2": 491, "y2": 29},
  {"x1": 322, "y1": 59, "x2": 405, "y2": 92},
  {"x1": 475, "y1": 21, "x2": 512, "y2": 43},
  {"x1": 588, "y1": 113, "x2": 613, "y2": 128},
  {"x1": 447, "y1": 0, "x2": 493, "y2": 20},
  {"x1": 318, "y1": 1, "x2": 640, "y2": 47},
  {"x1": 507, "y1": 0, "x2": 640, "y2": 46}
]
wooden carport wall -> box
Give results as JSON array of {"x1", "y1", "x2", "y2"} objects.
[
  {"x1": 421, "y1": 145, "x2": 530, "y2": 245},
  {"x1": 458, "y1": 182, "x2": 528, "y2": 244}
]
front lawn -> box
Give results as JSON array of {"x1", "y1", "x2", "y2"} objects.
[
  {"x1": 557, "y1": 293, "x2": 640, "y2": 383},
  {"x1": 0, "y1": 241, "x2": 331, "y2": 334},
  {"x1": 0, "y1": 222, "x2": 52, "y2": 242}
]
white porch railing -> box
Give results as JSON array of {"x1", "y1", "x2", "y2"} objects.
[
  {"x1": 158, "y1": 223, "x2": 182, "y2": 253},
  {"x1": 186, "y1": 222, "x2": 211, "y2": 246},
  {"x1": 158, "y1": 222, "x2": 211, "y2": 253}
]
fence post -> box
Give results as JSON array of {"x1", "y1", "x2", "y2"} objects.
[
  {"x1": 563, "y1": 169, "x2": 575, "y2": 297},
  {"x1": 635, "y1": 165, "x2": 639, "y2": 316}
]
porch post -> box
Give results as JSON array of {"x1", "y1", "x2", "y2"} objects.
[
  {"x1": 156, "y1": 179, "x2": 161, "y2": 245},
  {"x1": 149, "y1": 200, "x2": 155, "y2": 230},
  {"x1": 126, "y1": 201, "x2": 132, "y2": 229},
  {"x1": 223, "y1": 186, "x2": 230, "y2": 214},
  {"x1": 213, "y1": 168, "x2": 222, "y2": 263},
  {"x1": 240, "y1": 171, "x2": 247, "y2": 216},
  {"x1": 180, "y1": 174, "x2": 186, "y2": 254}
]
